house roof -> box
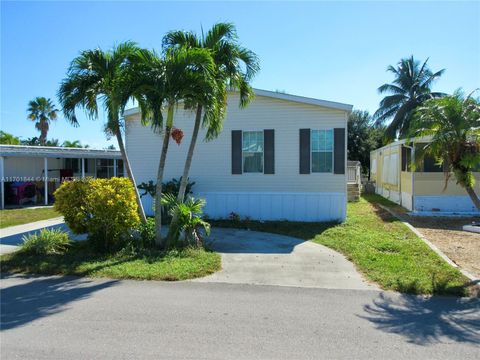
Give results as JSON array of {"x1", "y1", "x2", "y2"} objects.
[
  {"x1": 0, "y1": 145, "x2": 122, "y2": 159},
  {"x1": 123, "y1": 88, "x2": 353, "y2": 117}
]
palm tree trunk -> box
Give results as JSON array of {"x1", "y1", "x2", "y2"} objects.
[
  {"x1": 464, "y1": 186, "x2": 480, "y2": 211},
  {"x1": 166, "y1": 105, "x2": 202, "y2": 243},
  {"x1": 154, "y1": 105, "x2": 174, "y2": 247},
  {"x1": 178, "y1": 105, "x2": 202, "y2": 202},
  {"x1": 40, "y1": 126, "x2": 47, "y2": 146},
  {"x1": 115, "y1": 128, "x2": 147, "y2": 223}
]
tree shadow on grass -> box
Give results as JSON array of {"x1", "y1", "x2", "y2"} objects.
[
  {"x1": 1, "y1": 274, "x2": 118, "y2": 331},
  {"x1": 360, "y1": 292, "x2": 480, "y2": 345}
]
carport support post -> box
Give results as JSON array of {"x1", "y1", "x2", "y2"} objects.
[
  {"x1": 113, "y1": 158, "x2": 117, "y2": 177},
  {"x1": 81, "y1": 158, "x2": 85, "y2": 178},
  {"x1": 44, "y1": 157, "x2": 48, "y2": 205},
  {"x1": 0, "y1": 156, "x2": 4, "y2": 209}
]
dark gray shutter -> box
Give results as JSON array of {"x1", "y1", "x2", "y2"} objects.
[
  {"x1": 264, "y1": 129, "x2": 275, "y2": 174},
  {"x1": 231, "y1": 130, "x2": 242, "y2": 174},
  {"x1": 334, "y1": 128, "x2": 345, "y2": 174},
  {"x1": 299, "y1": 129, "x2": 311, "y2": 174}
]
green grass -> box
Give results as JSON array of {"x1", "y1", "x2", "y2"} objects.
[
  {"x1": 1, "y1": 241, "x2": 221, "y2": 281},
  {"x1": 212, "y1": 194, "x2": 470, "y2": 296},
  {"x1": 0, "y1": 207, "x2": 60, "y2": 228}
]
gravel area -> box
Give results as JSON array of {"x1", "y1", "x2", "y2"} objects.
[{"x1": 404, "y1": 215, "x2": 480, "y2": 279}]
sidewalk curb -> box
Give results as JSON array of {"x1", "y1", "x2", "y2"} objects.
[{"x1": 378, "y1": 204, "x2": 479, "y2": 283}]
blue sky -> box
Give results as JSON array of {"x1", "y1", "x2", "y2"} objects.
[{"x1": 1, "y1": 1, "x2": 479, "y2": 148}]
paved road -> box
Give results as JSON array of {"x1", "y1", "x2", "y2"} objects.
[{"x1": 1, "y1": 274, "x2": 479, "y2": 359}]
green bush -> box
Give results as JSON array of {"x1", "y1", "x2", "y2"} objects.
[
  {"x1": 22, "y1": 228, "x2": 71, "y2": 255},
  {"x1": 136, "y1": 218, "x2": 156, "y2": 249},
  {"x1": 162, "y1": 194, "x2": 210, "y2": 248},
  {"x1": 54, "y1": 178, "x2": 140, "y2": 252}
]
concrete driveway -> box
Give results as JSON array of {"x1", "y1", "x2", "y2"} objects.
[{"x1": 196, "y1": 227, "x2": 377, "y2": 290}]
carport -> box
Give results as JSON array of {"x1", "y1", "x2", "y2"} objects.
[{"x1": 0, "y1": 145, "x2": 123, "y2": 209}]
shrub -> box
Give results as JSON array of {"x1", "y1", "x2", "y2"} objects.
[
  {"x1": 229, "y1": 212, "x2": 241, "y2": 222},
  {"x1": 137, "y1": 177, "x2": 195, "y2": 198},
  {"x1": 136, "y1": 218, "x2": 156, "y2": 249},
  {"x1": 54, "y1": 178, "x2": 140, "y2": 251},
  {"x1": 22, "y1": 228, "x2": 71, "y2": 255},
  {"x1": 162, "y1": 194, "x2": 210, "y2": 248},
  {"x1": 137, "y1": 177, "x2": 196, "y2": 224}
]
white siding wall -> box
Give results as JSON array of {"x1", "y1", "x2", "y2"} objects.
[{"x1": 126, "y1": 94, "x2": 347, "y2": 221}]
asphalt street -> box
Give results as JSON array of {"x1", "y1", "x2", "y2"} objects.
[{"x1": 1, "y1": 274, "x2": 479, "y2": 360}]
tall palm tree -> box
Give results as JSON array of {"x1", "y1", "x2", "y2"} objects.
[
  {"x1": 62, "y1": 140, "x2": 82, "y2": 148},
  {"x1": 374, "y1": 56, "x2": 445, "y2": 140},
  {"x1": 409, "y1": 90, "x2": 480, "y2": 210},
  {"x1": 27, "y1": 97, "x2": 58, "y2": 145},
  {"x1": 57, "y1": 41, "x2": 147, "y2": 222},
  {"x1": 131, "y1": 47, "x2": 218, "y2": 247},
  {"x1": 162, "y1": 23, "x2": 260, "y2": 204}
]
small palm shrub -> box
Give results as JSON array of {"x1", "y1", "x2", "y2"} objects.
[
  {"x1": 22, "y1": 228, "x2": 71, "y2": 255},
  {"x1": 162, "y1": 194, "x2": 210, "y2": 248},
  {"x1": 54, "y1": 178, "x2": 140, "y2": 252}
]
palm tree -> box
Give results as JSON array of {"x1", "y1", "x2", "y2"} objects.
[
  {"x1": 162, "y1": 23, "x2": 260, "y2": 204},
  {"x1": 0, "y1": 131, "x2": 20, "y2": 145},
  {"x1": 131, "y1": 47, "x2": 217, "y2": 247},
  {"x1": 409, "y1": 90, "x2": 480, "y2": 210},
  {"x1": 62, "y1": 140, "x2": 82, "y2": 148},
  {"x1": 57, "y1": 41, "x2": 147, "y2": 222},
  {"x1": 374, "y1": 56, "x2": 445, "y2": 140},
  {"x1": 27, "y1": 97, "x2": 58, "y2": 145}
]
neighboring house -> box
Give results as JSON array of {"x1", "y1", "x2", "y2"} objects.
[
  {"x1": 125, "y1": 89, "x2": 352, "y2": 222},
  {"x1": 370, "y1": 139, "x2": 480, "y2": 214},
  {"x1": 0, "y1": 145, "x2": 123, "y2": 209}
]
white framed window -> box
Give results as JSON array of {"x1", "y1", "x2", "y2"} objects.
[
  {"x1": 311, "y1": 129, "x2": 333, "y2": 173},
  {"x1": 242, "y1": 131, "x2": 264, "y2": 173}
]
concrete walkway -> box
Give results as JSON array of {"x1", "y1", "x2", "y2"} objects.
[
  {"x1": 195, "y1": 227, "x2": 377, "y2": 290},
  {"x1": 0, "y1": 217, "x2": 86, "y2": 255}
]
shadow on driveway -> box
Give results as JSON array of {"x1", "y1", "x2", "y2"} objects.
[
  {"x1": 206, "y1": 228, "x2": 306, "y2": 254},
  {"x1": 360, "y1": 292, "x2": 480, "y2": 345},
  {"x1": 1, "y1": 274, "x2": 118, "y2": 331}
]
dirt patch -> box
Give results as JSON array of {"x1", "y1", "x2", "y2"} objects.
[{"x1": 404, "y1": 215, "x2": 480, "y2": 279}]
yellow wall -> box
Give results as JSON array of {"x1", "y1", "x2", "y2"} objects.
[
  {"x1": 414, "y1": 172, "x2": 480, "y2": 196},
  {"x1": 371, "y1": 143, "x2": 401, "y2": 191},
  {"x1": 400, "y1": 171, "x2": 412, "y2": 194}
]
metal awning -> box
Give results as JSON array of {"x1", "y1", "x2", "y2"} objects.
[{"x1": 0, "y1": 145, "x2": 122, "y2": 159}]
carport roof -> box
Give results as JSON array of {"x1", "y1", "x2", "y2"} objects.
[{"x1": 0, "y1": 145, "x2": 122, "y2": 159}]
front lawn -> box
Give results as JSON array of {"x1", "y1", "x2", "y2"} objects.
[
  {"x1": 212, "y1": 194, "x2": 470, "y2": 296},
  {"x1": 0, "y1": 207, "x2": 60, "y2": 229},
  {"x1": 1, "y1": 241, "x2": 221, "y2": 281}
]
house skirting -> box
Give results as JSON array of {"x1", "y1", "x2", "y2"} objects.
[
  {"x1": 413, "y1": 195, "x2": 480, "y2": 214},
  {"x1": 141, "y1": 192, "x2": 346, "y2": 222}
]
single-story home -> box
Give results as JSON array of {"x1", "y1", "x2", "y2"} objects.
[
  {"x1": 124, "y1": 89, "x2": 353, "y2": 222},
  {"x1": 0, "y1": 145, "x2": 122, "y2": 209},
  {"x1": 370, "y1": 139, "x2": 480, "y2": 214}
]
